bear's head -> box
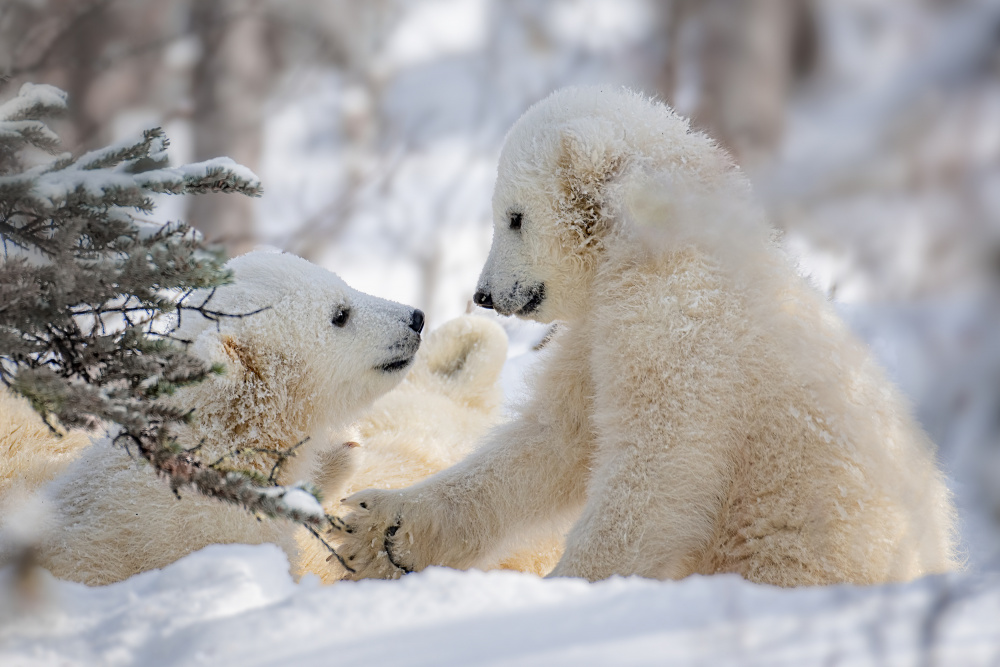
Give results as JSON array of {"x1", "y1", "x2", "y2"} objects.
[
  {"x1": 474, "y1": 86, "x2": 734, "y2": 323},
  {"x1": 175, "y1": 250, "x2": 424, "y2": 463}
]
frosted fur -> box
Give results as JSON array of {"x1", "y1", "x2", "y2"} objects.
[
  {"x1": 295, "y1": 315, "x2": 562, "y2": 582},
  {"x1": 0, "y1": 391, "x2": 90, "y2": 521},
  {"x1": 337, "y1": 87, "x2": 959, "y2": 586},
  {"x1": 4, "y1": 250, "x2": 422, "y2": 585}
]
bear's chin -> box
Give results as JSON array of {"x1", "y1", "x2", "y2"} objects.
[
  {"x1": 375, "y1": 356, "x2": 415, "y2": 373},
  {"x1": 497, "y1": 282, "x2": 546, "y2": 319}
]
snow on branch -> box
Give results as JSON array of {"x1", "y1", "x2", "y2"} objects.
[
  {"x1": 0, "y1": 120, "x2": 61, "y2": 153},
  {"x1": 74, "y1": 127, "x2": 170, "y2": 171},
  {"x1": 133, "y1": 157, "x2": 263, "y2": 197},
  {"x1": 3, "y1": 128, "x2": 262, "y2": 214},
  {"x1": 0, "y1": 83, "x2": 67, "y2": 123},
  {"x1": 118, "y1": 430, "x2": 327, "y2": 527}
]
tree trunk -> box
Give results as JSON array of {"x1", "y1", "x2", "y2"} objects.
[
  {"x1": 188, "y1": 0, "x2": 274, "y2": 254},
  {"x1": 660, "y1": 0, "x2": 811, "y2": 169}
]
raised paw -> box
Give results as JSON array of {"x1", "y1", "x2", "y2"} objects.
[{"x1": 332, "y1": 488, "x2": 413, "y2": 580}]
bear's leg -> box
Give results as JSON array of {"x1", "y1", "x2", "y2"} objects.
[
  {"x1": 547, "y1": 431, "x2": 730, "y2": 582},
  {"x1": 548, "y1": 272, "x2": 744, "y2": 582},
  {"x1": 337, "y1": 333, "x2": 598, "y2": 579},
  {"x1": 336, "y1": 411, "x2": 593, "y2": 579}
]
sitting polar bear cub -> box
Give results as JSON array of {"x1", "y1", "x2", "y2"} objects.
[
  {"x1": 5, "y1": 250, "x2": 424, "y2": 585},
  {"x1": 338, "y1": 86, "x2": 959, "y2": 586}
]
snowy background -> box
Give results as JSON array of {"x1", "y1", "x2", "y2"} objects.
[{"x1": 2, "y1": 0, "x2": 1000, "y2": 664}]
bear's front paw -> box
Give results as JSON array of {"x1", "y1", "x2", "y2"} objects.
[{"x1": 333, "y1": 489, "x2": 414, "y2": 580}]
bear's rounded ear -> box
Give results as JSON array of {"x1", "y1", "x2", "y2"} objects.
[
  {"x1": 558, "y1": 119, "x2": 623, "y2": 174},
  {"x1": 557, "y1": 118, "x2": 627, "y2": 240},
  {"x1": 409, "y1": 316, "x2": 508, "y2": 410}
]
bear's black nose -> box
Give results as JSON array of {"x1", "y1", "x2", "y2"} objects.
[
  {"x1": 409, "y1": 309, "x2": 425, "y2": 333},
  {"x1": 473, "y1": 291, "x2": 493, "y2": 309}
]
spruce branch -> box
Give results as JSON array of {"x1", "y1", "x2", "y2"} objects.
[
  {"x1": 0, "y1": 82, "x2": 345, "y2": 558},
  {"x1": 0, "y1": 83, "x2": 67, "y2": 123},
  {"x1": 112, "y1": 430, "x2": 328, "y2": 528},
  {"x1": 206, "y1": 437, "x2": 312, "y2": 486}
]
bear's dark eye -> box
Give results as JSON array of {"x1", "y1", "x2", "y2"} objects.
[
  {"x1": 331, "y1": 306, "x2": 350, "y2": 328},
  {"x1": 509, "y1": 212, "x2": 523, "y2": 230}
]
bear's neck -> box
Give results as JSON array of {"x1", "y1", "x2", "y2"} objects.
[{"x1": 176, "y1": 351, "x2": 321, "y2": 485}]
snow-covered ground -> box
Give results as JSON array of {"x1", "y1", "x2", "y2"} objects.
[{"x1": 2, "y1": 543, "x2": 999, "y2": 666}]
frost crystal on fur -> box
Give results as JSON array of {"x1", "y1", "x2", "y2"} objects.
[{"x1": 337, "y1": 86, "x2": 959, "y2": 586}]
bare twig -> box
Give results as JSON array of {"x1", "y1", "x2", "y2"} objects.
[{"x1": 311, "y1": 522, "x2": 355, "y2": 574}]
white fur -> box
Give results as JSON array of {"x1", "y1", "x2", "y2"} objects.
[
  {"x1": 336, "y1": 87, "x2": 959, "y2": 586},
  {"x1": 295, "y1": 315, "x2": 563, "y2": 582},
  {"x1": 0, "y1": 391, "x2": 91, "y2": 528},
  {"x1": 3, "y1": 250, "x2": 422, "y2": 585}
]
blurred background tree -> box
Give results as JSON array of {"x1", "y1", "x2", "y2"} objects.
[{"x1": 1, "y1": 0, "x2": 999, "y2": 569}]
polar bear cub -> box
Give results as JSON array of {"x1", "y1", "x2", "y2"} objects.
[
  {"x1": 7, "y1": 250, "x2": 424, "y2": 585},
  {"x1": 337, "y1": 87, "x2": 959, "y2": 586}
]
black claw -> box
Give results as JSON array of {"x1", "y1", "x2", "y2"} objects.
[{"x1": 383, "y1": 521, "x2": 413, "y2": 574}]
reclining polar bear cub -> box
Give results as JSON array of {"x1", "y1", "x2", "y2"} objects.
[
  {"x1": 337, "y1": 86, "x2": 959, "y2": 586},
  {"x1": 4, "y1": 250, "x2": 425, "y2": 585}
]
